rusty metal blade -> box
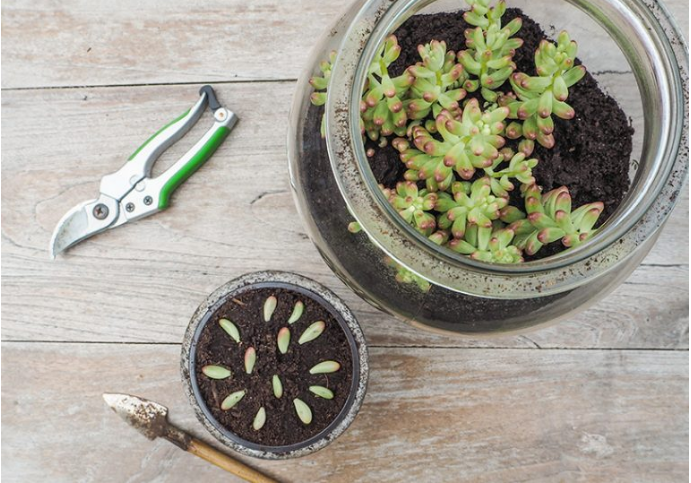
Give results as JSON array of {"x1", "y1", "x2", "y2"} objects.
[{"x1": 103, "y1": 393, "x2": 169, "y2": 440}]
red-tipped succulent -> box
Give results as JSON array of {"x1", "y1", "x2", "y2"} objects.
[{"x1": 310, "y1": 1, "x2": 604, "y2": 269}]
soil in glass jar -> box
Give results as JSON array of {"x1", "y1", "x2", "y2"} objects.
[{"x1": 195, "y1": 287, "x2": 353, "y2": 446}]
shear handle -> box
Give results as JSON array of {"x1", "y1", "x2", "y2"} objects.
[
  {"x1": 98, "y1": 89, "x2": 210, "y2": 200},
  {"x1": 114, "y1": 104, "x2": 237, "y2": 224}
]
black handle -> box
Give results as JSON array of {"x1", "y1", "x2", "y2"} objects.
[{"x1": 199, "y1": 85, "x2": 222, "y2": 112}]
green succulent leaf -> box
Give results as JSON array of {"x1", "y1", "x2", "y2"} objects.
[
  {"x1": 298, "y1": 321, "x2": 326, "y2": 345},
  {"x1": 288, "y1": 301, "x2": 305, "y2": 324},
  {"x1": 202, "y1": 365, "x2": 232, "y2": 380},
  {"x1": 293, "y1": 398, "x2": 313, "y2": 425},
  {"x1": 218, "y1": 319, "x2": 240, "y2": 343},
  {"x1": 309, "y1": 386, "x2": 335, "y2": 400},
  {"x1": 220, "y1": 390, "x2": 246, "y2": 410},
  {"x1": 253, "y1": 407, "x2": 266, "y2": 431}
]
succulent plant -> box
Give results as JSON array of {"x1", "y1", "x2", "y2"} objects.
[
  {"x1": 311, "y1": 4, "x2": 605, "y2": 267},
  {"x1": 361, "y1": 35, "x2": 415, "y2": 141},
  {"x1": 421, "y1": 100, "x2": 509, "y2": 180},
  {"x1": 393, "y1": 100, "x2": 508, "y2": 189},
  {"x1": 405, "y1": 40, "x2": 467, "y2": 120},
  {"x1": 459, "y1": 0, "x2": 523, "y2": 102},
  {"x1": 447, "y1": 224, "x2": 523, "y2": 263},
  {"x1": 484, "y1": 151, "x2": 538, "y2": 197},
  {"x1": 388, "y1": 181, "x2": 438, "y2": 236},
  {"x1": 509, "y1": 184, "x2": 604, "y2": 254},
  {"x1": 508, "y1": 31, "x2": 586, "y2": 148},
  {"x1": 309, "y1": 50, "x2": 336, "y2": 138},
  {"x1": 384, "y1": 256, "x2": 432, "y2": 292},
  {"x1": 435, "y1": 177, "x2": 508, "y2": 239}
]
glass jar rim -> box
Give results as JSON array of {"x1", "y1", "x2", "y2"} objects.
[{"x1": 325, "y1": 0, "x2": 688, "y2": 298}]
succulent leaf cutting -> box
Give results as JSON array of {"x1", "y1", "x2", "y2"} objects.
[
  {"x1": 200, "y1": 295, "x2": 344, "y2": 432},
  {"x1": 287, "y1": 301, "x2": 304, "y2": 324},
  {"x1": 202, "y1": 365, "x2": 232, "y2": 380},
  {"x1": 219, "y1": 318, "x2": 241, "y2": 343},
  {"x1": 311, "y1": 0, "x2": 605, "y2": 276},
  {"x1": 263, "y1": 296, "x2": 277, "y2": 322},
  {"x1": 221, "y1": 390, "x2": 246, "y2": 410}
]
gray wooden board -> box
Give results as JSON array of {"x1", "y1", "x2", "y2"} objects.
[
  {"x1": 2, "y1": 0, "x2": 688, "y2": 89},
  {"x1": 2, "y1": 0, "x2": 688, "y2": 481},
  {"x1": 1, "y1": 343, "x2": 688, "y2": 483},
  {"x1": 1, "y1": 81, "x2": 688, "y2": 348}
]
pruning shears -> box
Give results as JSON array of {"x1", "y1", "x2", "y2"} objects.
[{"x1": 50, "y1": 85, "x2": 237, "y2": 258}]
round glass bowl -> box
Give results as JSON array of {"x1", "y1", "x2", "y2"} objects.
[{"x1": 288, "y1": 0, "x2": 688, "y2": 335}]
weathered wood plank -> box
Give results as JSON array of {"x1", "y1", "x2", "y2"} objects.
[
  {"x1": 2, "y1": 82, "x2": 687, "y2": 348},
  {"x1": 2, "y1": 0, "x2": 687, "y2": 89},
  {"x1": 2, "y1": 343, "x2": 688, "y2": 482}
]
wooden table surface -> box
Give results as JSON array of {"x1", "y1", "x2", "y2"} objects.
[{"x1": 2, "y1": 0, "x2": 688, "y2": 481}]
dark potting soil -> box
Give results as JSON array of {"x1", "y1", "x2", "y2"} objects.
[
  {"x1": 195, "y1": 287, "x2": 353, "y2": 447},
  {"x1": 366, "y1": 9, "x2": 633, "y2": 260}
]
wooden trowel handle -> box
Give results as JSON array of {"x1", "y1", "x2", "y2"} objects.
[{"x1": 164, "y1": 425, "x2": 278, "y2": 483}]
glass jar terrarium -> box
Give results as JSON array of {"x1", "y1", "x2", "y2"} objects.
[{"x1": 288, "y1": 0, "x2": 688, "y2": 335}]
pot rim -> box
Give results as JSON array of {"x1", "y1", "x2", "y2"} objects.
[
  {"x1": 180, "y1": 270, "x2": 369, "y2": 460},
  {"x1": 324, "y1": 0, "x2": 689, "y2": 298}
]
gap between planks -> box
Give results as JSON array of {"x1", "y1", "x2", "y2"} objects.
[
  {"x1": 0, "y1": 70, "x2": 632, "y2": 92},
  {"x1": 1, "y1": 340, "x2": 688, "y2": 352}
]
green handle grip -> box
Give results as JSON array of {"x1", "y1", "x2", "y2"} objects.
[
  {"x1": 157, "y1": 125, "x2": 230, "y2": 209},
  {"x1": 128, "y1": 109, "x2": 191, "y2": 161}
]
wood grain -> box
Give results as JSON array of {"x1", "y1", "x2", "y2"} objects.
[
  {"x1": 2, "y1": 1, "x2": 688, "y2": 481},
  {"x1": 2, "y1": 0, "x2": 687, "y2": 89},
  {"x1": 2, "y1": 81, "x2": 688, "y2": 348},
  {"x1": 2, "y1": 343, "x2": 688, "y2": 483}
]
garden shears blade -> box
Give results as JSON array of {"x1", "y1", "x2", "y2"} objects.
[{"x1": 50, "y1": 85, "x2": 238, "y2": 258}]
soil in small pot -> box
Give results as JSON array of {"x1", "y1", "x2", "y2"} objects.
[
  {"x1": 366, "y1": 9, "x2": 634, "y2": 260},
  {"x1": 195, "y1": 287, "x2": 353, "y2": 447}
]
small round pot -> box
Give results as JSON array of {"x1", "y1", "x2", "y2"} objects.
[{"x1": 181, "y1": 271, "x2": 369, "y2": 459}]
